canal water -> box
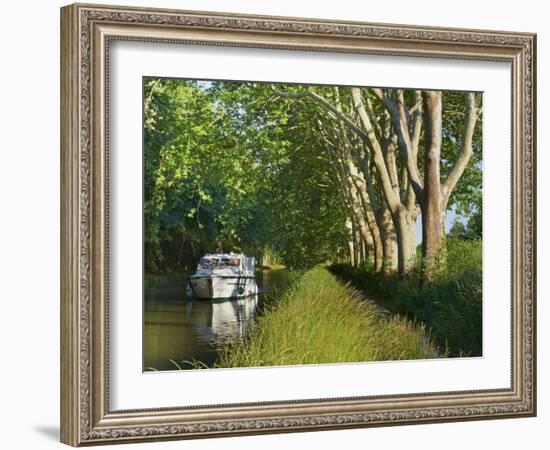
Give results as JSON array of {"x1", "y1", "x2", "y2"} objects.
[{"x1": 143, "y1": 268, "x2": 289, "y2": 371}]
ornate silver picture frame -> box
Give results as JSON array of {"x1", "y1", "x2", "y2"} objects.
[{"x1": 60, "y1": 3, "x2": 536, "y2": 446}]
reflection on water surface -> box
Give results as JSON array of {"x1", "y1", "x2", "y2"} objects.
[{"x1": 144, "y1": 269, "x2": 288, "y2": 371}]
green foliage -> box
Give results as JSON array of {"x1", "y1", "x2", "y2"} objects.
[
  {"x1": 144, "y1": 78, "x2": 482, "y2": 274},
  {"x1": 449, "y1": 209, "x2": 482, "y2": 241},
  {"x1": 144, "y1": 78, "x2": 349, "y2": 271},
  {"x1": 330, "y1": 238, "x2": 482, "y2": 357},
  {"x1": 216, "y1": 267, "x2": 440, "y2": 368},
  {"x1": 441, "y1": 91, "x2": 483, "y2": 219}
]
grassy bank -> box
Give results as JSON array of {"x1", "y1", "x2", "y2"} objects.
[
  {"x1": 329, "y1": 238, "x2": 482, "y2": 357},
  {"x1": 216, "y1": 267, "x2": 440, "y2": 368}
]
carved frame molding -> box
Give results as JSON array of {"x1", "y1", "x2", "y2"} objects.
[{"x1": 61, "y1": 3, "x2": 536, "y2": 446}]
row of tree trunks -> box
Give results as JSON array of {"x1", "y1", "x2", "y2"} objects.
[
  {"x1": 332, "y1": 145, "x2": 377, "y2": 268},
  {"x1": 350, "y1": 88, "x2": 418, "y2": 275},
  {"x1": 374, "y1": 89, "x2": 480, "y2": 280},
  {"x1": 346, "y1": 158, "x2": 384, "y2": 271},
  {"x1": 279, "y1": 85, "x2": 480, "y2": 279}
]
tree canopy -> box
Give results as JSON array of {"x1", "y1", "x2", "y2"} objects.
[{"x1": 144, "y1": 78, "x2": 482, "y2": 275}]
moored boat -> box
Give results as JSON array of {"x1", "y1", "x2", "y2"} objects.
[{"x1": 187, "y1": 253, "x2": 258, "y2": 299}]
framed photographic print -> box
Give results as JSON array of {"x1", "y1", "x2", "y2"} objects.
[{"x1": 60, "y1": 3, "x2": 536, "y2": 446}]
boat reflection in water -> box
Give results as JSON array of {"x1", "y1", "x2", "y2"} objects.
[
  {"x1": 144, "y1": 269, "x2": 286, "y2": 371},
  {"x1": 143, "y1": 280, "x2": 261, "y2": 371},
  {"x1": 193, "y1": 294, "x2": 259, "y2": 352}
]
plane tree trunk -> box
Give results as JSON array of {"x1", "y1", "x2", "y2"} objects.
[{"x1": 421, "y1": 91, "x2": 444, "y2": 277}]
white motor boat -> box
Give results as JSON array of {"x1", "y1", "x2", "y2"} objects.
[{"x1": 187, "y1": 253, "x2": 258, "y2": 299}]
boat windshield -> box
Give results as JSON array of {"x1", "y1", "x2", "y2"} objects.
[{"x1": 198, "y1": 257, "x2": 241, "y2": 269}]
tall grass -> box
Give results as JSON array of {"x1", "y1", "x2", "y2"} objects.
[
  {"x1": 330, "y1": 238, "x2": 482, "y2": 357},
  {"x1": 216, "y1": 267, "x2": 440, "y2": 368}
]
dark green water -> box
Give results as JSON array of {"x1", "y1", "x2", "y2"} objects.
[{"x1": 143, "y1": 268, "x2": 289, "y2": 371}]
